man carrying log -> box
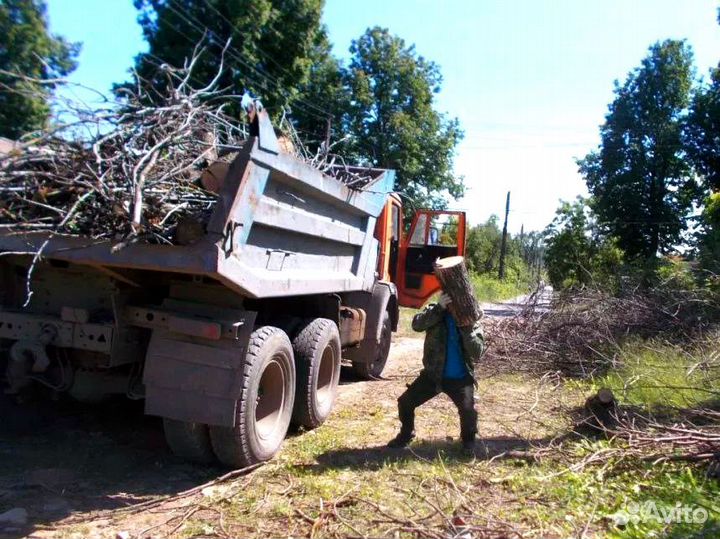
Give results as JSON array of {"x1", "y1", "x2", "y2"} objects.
[{"x1": 388, "y1": 256, "x2": 485, "y2": 452}]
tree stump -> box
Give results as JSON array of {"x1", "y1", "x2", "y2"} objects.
[
  {"x1": 583, "y1": 388, "x2": 618, "y2": 433},
  {"x1": 433, "y1": 256, "x2": 482, "y2": 327}
]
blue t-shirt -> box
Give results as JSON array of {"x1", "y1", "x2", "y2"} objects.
[{"x1": 443, "y1": 312, "x2": 468, "y2": 379}]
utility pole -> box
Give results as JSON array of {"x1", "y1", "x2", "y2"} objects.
[{"x1": 498, "y1": 191, "x2": 510, "y2": 280}]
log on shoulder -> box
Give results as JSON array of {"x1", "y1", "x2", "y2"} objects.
[{"x1": 433, "y1": 256, "x2": 482, "y2": 327}]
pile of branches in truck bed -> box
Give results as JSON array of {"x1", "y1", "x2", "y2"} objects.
[
  {"x1": 0, "y1": 49, "x2": 248, "y2": 244},
  {"x1": 1, "y1": 40, "x2": 385, "y2": 246}
]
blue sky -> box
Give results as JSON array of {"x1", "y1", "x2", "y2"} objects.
[{"x1": 46, "y1": 0, "x2": 720, "y2": 233}]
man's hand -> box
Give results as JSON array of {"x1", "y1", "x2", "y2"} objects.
[{"x1": 438, "y1": 292, "x2": 452, "y2": 310}]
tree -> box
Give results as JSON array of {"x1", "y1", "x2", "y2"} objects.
[
  {"x1": 543, "y1": 198, "x2": 623, "y2": 290},
  {"x1": 464, "y1": 216, "x2": 538, "y2": 285},
  {"x1": 686, "y1": 10, "x2": 720, "y2": 277},
  {"x1": 343, "y1": 27, "x2": 464, "y2": 213},
  {"x1": 0, "y1": 0, "x2": 79, "y2": 139},
  {"x1": 686, "y1": 67, "x2": 720, "y2": 191},
  {"x1": 465, "y1": 216, "x2": 502, "y2": 274},
  {"x1": 685, "y1": 9, "x2": 720, "y2": 191},
  {"x1": 289, "y1": 32, "x2": 349, "y2": 148},
  {"x1": 579, "y1": 40, "x2": 697, "y2": 265},
  {"x1": 126, "y1": 0, "x2": 327, "y2": 118}
]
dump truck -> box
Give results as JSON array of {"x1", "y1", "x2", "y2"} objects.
[{"x1": 0, "y1": 105, "x2": 466, "y2": 467}]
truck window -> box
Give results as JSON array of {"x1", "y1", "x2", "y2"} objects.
[
  {"x1": 409, "y1": 214, "x2": 427, "y2": 245},
  {"x1": 429, "y1": 214, "x2": 459, "y2": 246}
]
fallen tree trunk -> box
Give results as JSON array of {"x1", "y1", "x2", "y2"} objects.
[{"x1": 434, "y1": 256, "x2": 482, "y2": 327}]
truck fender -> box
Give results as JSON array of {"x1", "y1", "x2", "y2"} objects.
[
  {"x1": 343, "y1": 282, "x2": 398, "y2": 363},
  {"x1": 370, "y1": 281, "x2": 399, "y2": 340}
]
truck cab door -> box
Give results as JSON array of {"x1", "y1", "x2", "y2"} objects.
[{"x1": 397, "y1": 210, "x2": 466, "y2": 308}]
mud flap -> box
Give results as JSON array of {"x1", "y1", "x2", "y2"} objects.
[{"x1": 143, "y1": 305, "x2": 256, "y2": 427}]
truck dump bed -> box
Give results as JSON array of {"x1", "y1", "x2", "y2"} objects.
[{"x1": 0, "y1": 110, "x2": 395, "y2": 299}]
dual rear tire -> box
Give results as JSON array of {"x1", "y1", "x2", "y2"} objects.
[
  {"x1": 163, "y1": 320, "x2": 342, "y2": 467},
  {"x1": 292, "y1": 318, "x2": 341, "y2": 429}
]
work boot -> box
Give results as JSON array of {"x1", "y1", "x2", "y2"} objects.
[{"x1": 387, "y1": 430, "x2": 415, "y2": 448}]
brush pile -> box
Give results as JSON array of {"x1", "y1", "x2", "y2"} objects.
[
  {"x1": 482, "y1": 286, "x2": 719, "y2": 377},
  {"x1": 0, "y1": 54, "x2": 251, "y2": 245},
  {"x1": 484, "y1": 286, "x2": 720, "y2": 464}
]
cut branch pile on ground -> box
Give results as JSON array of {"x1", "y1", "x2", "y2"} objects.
[
  {"x1": 616, "y1": 413, "x2": 720, "y2": 464},
  {"x1": 483, "y1": 287, "x2": 720, "y2": 466},
  {"x1": 482, "y1": 287, "x2": 717, "y2": 378}
]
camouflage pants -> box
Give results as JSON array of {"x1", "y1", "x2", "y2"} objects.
[{"x1": 397, "y1": 372, "x2": 477, "y2": 442}]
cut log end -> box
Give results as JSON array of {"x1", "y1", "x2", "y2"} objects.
[
  {"x1": 433, "y1": 255, "x2": 465, "y2": 270},
  {"x1": 597, "y1": 388, "x2": 615, "y2": 405},
  {"x1": 433, "y1": 256, "x2": 482, "y2": 327}
]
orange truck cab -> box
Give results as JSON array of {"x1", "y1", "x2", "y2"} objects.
[{"x1": 374, "y1": 194, "x2": 466, "y2": 308}]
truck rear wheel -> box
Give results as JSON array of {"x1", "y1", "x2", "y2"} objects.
[
  {"x1": 352, "y1": 310, "x2": 392, "y2": 380},
  {"x1": 210, "y1": 326, "x2": 295, "y2": 468},
  {"x1": 163, "y1": 419, "x2": 215, "y2": 464},
  {"x1": 292, "y1": 318, "x2": 341, "y2": 429}
]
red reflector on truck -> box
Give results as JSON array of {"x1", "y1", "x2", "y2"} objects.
[{"x1": 167, "y1": 316, "x2": 222, "y2": 340}]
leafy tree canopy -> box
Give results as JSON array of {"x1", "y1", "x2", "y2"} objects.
[
  {"x1": 343, "y1": 27, "x2": 464, "y2": 213},
  {"x1": 124, "y1": 8, "x2": 465, "y2": 212},
  {"x1": 0, "y1": 0, "x2": 79, "y2": 138},
  {"x1": 579, "y1": 40, "x2": 697, "y2": 263},
  {"x1": 126, "y1": 0, "x2": 326, "y2": 117},
  {"x1": 685, "y1": 10, "x2": 720, "y2": 192},
  {"x1": 543, "y1": 198, "x2": 623, "y2": 290}
]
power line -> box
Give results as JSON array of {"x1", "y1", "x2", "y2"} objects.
[
  {"x1": 197, "y1": 0, "x2": 333, "y2": 119},
  {"x1": 162, "y1": 1, "x2": 332, "y2": 122}
]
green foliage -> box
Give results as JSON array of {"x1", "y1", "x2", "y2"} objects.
[
  {"x1": 579, "y1": 40, "x2": 698, "y2": 264},
  {"x1": 289, "y1": 32, "x2": 349, "y2": 146},
  {"x1": 697, "y1": 192, "x2": 720, "y2": 279},
  {"x1": 508, "y1": 453, "x2": 720, "y2": 539},
  {"x1": 543, "y1": 198, "x2": 624, "y2": 290},
  {"x1": 0, "y1": 0, "x2": 79, "y2": 138},
  {"x1": 465, "y1": 216, "x2": 502, "y2": 274},
  {"x1": 343, "y1": 27, "x2": 464, "y2": 213},
  {"x1": 124, "y1": 7, "x2": 465, "y2": 212},
  {"x1": 470, "y1": 272, "x2": 530, "y2": 303},
  {"x1": 655, "y1": 256, "x2": 697, "y2": 291},
  {"x1": 125, "y1": 0, "x2": 325, "y2": 116},
  {"x1": 685, "y1": 22, "x2": 720, "y2": 191},
  {"x1": 465, "y1": 215, "x2": 541, "y2": 285}
]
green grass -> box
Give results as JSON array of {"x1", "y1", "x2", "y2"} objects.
[
  {"x1": 526, "y1": 338, "x2": 720, "y2": 537},
  {"x1": 502, "y1": 441, "x2": 720, "y2": 538},
  {"x1": 581, "y1": 339, "x2": 720, "y2": 412},
  {"x1": 471, "y1": 272, "x2": 531, "y2": 303}
]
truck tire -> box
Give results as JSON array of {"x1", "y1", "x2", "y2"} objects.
[
  {"x1": 292, "y1": 318, "x2": 341, "y2": 429},
  {"x1": 163, "y1": 419, "x2": 215, "y2": 464},
  {"x1": 352, "y1": 310, "x2": 391, "y2": 380},
  {"x1": 210, "y1": 326, "x2": 295, "y2": 468}
]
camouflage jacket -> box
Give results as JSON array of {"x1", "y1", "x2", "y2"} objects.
[{"x1": 412, "y1": 303, "x2": 485, "y2": 385}]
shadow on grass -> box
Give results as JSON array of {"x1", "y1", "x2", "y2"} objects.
[{"x1": 310, "y1": 436, "x2": 550, "y2": 472}]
